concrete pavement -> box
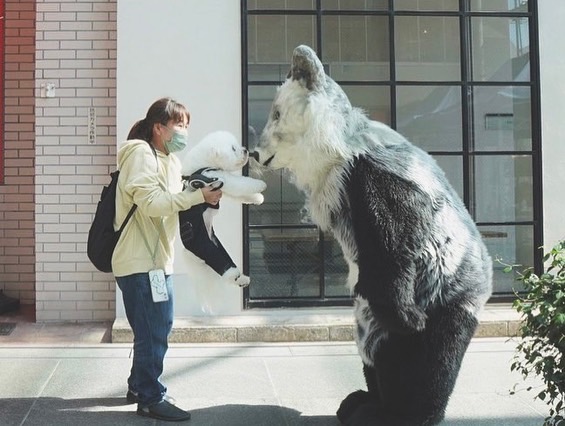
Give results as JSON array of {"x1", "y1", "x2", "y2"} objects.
[{"x1": 0, "y1": 338, "x2": 551, "y2": 426}]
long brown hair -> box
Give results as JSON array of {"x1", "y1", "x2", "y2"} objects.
[{"x1": 127, "y1": 97, "x2": 190, "y2": 142}]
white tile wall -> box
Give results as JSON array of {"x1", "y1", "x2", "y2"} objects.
[{"x1": 35, "y1": 0, "x2": 117, "y2": 322}]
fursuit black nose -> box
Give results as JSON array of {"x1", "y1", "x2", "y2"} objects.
[{"x1": 249, "y1": 151, "x2": 260, "y2": 162}]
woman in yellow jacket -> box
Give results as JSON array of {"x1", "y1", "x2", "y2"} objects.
[{"x1": 113, "y1": 97, "x2": 221, "y2": 422}]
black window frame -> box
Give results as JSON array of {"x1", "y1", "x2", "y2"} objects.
[{"x1": 240, "y1": 0, "x2": 543, "y2": 309}]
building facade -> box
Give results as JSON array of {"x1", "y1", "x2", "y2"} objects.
[{"x1": 1, "y1": 0, "x2": 564, "y2": 324}]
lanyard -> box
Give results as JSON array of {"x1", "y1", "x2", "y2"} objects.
[{"x1": 134, "y1": 215, "x2": 165, "y2": 268}]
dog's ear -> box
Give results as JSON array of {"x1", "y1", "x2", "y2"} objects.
[
  {"x1": 290, "y1": 45, "x2": 326, "y2": 92},
  {"x1": 210, "y1": 144, "x2": 223, "y2": 162}
]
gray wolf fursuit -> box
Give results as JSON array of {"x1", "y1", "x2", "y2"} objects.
[{"x1": 252, "y1": 45, "x2": 492, "y2": 426}]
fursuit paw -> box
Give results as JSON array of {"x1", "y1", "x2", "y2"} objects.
[
  {"x1": 337, "y1": 390, "x2": 371, "y2": 424},
  {"x1": 221, "y1": 267, "x2": 250, "y2": 287},
  {"x1": 340, "y1": 402, "x2": 379, "y2": 426},
  {"x1": 399, "y1": 305, "x2": 427, "y2": 333}
]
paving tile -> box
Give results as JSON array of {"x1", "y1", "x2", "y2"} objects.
[
  {"x1": 0, "y1": 337, "x2": 555, "y2": 426},
  {"x1": 264, "y1": 356, "x2": 365, "y2": 399},
  {"x1": 22, "y1": 397, "x2": 147, "y2": 426},
  {"x1": 0, "y1": 359, "x2": 59, "y2": 398},
  {"x1": 39, "y1": 358, "x2": 132, "y2": 399},
  {"x1": 446, "y1": 393, "x2": 548, "y2": 425},
  {"x1": 162, "y1": 357, "x2": 276, "y2": 399},
  {"x1": 179, "y1": 399, "x2": 290, "y2": 426},
  {"x1": 0, "y1": 398, "x2": 36, "y2": 426}
]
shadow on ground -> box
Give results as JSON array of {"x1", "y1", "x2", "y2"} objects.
[
  {"x1": 1, "y1": 397, "x2": 549, "y2": 426},
  {"x1": 1, "y1": 398, "x2": 338, "y2": 426}
]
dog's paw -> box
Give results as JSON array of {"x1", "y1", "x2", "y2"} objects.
[
  {"x1": 249, "y1": 193, "x2": 264, "y2": 205},
  {"x1": 244, "y1": 177, "x2": 267, "y2": 193},
  {"x1": 235, "y1": 193, "x2": 264, "y2": 205},
  {"x1": 221, "y1": 268, "x2": 250, "y2": 287},
  {"x1": 235, "y1": 274, "x2": 250, "y2": 287},
  {"x1": 255, "y1": 180, "x2": 267, "y2": 192}
]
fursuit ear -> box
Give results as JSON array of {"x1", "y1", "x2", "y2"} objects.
[{"x1": 289, "y1": 45, "x2": 326, "y2": 92}]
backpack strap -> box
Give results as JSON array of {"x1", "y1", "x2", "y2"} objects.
[{"x1": 118, "y1": 204, "x2": 137, "y2": 233}]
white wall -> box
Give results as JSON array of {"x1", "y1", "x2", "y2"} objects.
[
  {"x1": 116, "y1": 0, "x2": 565, "y2": 320},
  {"x1": 116, "y1": 0, "x2": 245, "y2": 316},
  {"x1": 538, "y1": 0, "x2": 565, "y2": 250}
]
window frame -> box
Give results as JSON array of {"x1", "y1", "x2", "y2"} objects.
[{"x1": 240, "y1": 0, "x2": 543, "y2": 309}]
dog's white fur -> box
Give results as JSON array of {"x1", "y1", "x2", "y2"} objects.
[
  {"x1": 183, "y1": 130, "x2": 267, "y2": 205},
  {"x1": 181, "y1": 130, "x2": 266, "y2": 287}
]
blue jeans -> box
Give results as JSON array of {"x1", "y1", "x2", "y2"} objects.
[{"x1": 116, "y1": 272, "x2": 174, "y2": 407}]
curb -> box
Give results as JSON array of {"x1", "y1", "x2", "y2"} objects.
[{"x1": 112, "y1": 305, "x2": 521, "y2": 343}]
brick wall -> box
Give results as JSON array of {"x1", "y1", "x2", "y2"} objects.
[
  {"x1": 35, "y1": 0, "x2": 117, "y2": 321},
  {"x1": 0, "y1": 0, "x2": 36, "y2": 307}
]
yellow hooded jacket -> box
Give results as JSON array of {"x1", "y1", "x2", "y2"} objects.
[{"x1": 111, "y1": 140, "x2": 205, "y2": 277}]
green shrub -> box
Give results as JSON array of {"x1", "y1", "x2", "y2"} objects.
[{"x1": 509, "y1": 241, "x2": 565, "y2": 425}]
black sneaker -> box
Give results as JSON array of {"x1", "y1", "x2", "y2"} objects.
[
  {"x1": 137, "y1": 400, "x2": 191, "y2": 422},
  {"x1": 126, "y1": 390, "x2": 176, "y2": 405}
]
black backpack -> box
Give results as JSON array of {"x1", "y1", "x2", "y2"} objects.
[{"x1": 87, "y1": 171, "x2": 137, "y2": 273}]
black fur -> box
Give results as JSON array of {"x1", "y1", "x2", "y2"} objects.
[
  {"x1": 335, "y1": 154, "x2": 487, "y2": 425},
  {"x1": 255, "y1": 45, "x2": 492, "y2": 426}
]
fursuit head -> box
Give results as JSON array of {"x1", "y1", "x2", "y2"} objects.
[{"x1": 252, "y1": 45, "x2": 493, "y2": 426}]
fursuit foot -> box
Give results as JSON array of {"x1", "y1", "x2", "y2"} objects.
[{"x1": 337, "y1": 390, "x2": 372, "y2": 424}]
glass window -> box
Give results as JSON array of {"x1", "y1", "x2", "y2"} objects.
[
  {"x1": 322, "y1": 16, "x2": 390, "y2": 81},
  {"x1": 247, "y1": 15, "x2": 316, "y2": 77},
  {"x1": 395, "y1": 16, "x2": 460, "y2": 81},
  {"x1": 479, "y1": 224, "x2": 533, "y2": 294},
  {"x1": 322, "y1": 0, "x2": 388, "y2": 10},
  {"x1": 247, "y1": 0, "x2": 316, "y2": 10},
  {"x1": 471, "y1": 17, "x2": 530, "y2": 82},
  {"x1": 249, "y1": 228, "x2": 322, "y2": 298},
  {"x1": 472, "y1": 155, "x2": 533, "y2": 223},
  {"x1": 433, "y1": 155, "x2": 463, "y2": 200},
  {"x1": 396, "y1": 85, "x2": 462, "y2": 151},
  {"x1": 470, "y1": 0, "x2": 528, "y2": 13},
  {"x1": 342, "y1": 85, "x2": 391, "y2": 125},
  {"x1": 244, "y1": 0, "x2": 540, "y2": 304},
  {"x1": 472, "y1": 86, "x2": 531, "y2": 151},
  {"x1": 249, "y1": 169, "x2": 307, "y2": 226},
  {"x1": 248, "y1": 85, "x2": 277, "y2": 136},
  {"x1": 324, "y1": 231, "x2": 350, "y2": 297},
  {"x1": 394, "y1": 0, "x2": 458, "y2": 11}
]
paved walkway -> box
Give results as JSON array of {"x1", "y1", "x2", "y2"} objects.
[{"x1": 0, "y1": 337, "x2": 551, "y2": 426}]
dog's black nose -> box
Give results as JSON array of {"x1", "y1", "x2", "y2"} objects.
[{"x1": 249, "y1": 151, "x2": 260, "y2": 161}]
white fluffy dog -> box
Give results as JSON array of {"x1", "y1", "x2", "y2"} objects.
[
  {"x1": 179, "y1": 130, "x2": 266, "y2": 287},
  {"x1": 183, "y1": 130, "x2": 266, "y2": 204}
]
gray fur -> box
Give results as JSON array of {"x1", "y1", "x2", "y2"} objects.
[{"x1": 254, "y1": 45, "x2": 493, "y2": 425}]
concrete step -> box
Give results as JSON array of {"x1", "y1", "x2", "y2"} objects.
[{"x1": 112, "y1": 304, "x2": 521, "y2": 343}]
